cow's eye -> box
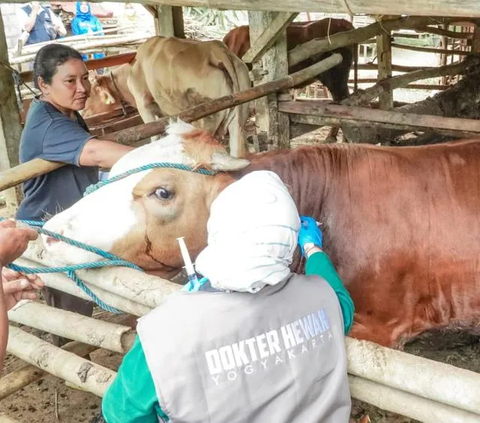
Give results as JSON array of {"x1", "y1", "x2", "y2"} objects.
[{"x1": 152, "y1": 187, "x2": 174, "y2": 200}]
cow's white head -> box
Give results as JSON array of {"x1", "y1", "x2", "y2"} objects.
[{"x1": 43, "y1": 121, "x2": 250, "y2": 278}]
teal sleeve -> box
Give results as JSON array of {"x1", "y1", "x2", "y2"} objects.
[
  {"x1": 305, "y1": 251, "x2": 355, "y2": 334},
  {"x1": 102, "y1": 336, "x2": 169, "y2": 423}
]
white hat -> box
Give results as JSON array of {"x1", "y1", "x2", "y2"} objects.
[{"x1": 195, "y1": 170, "x2": 300, "y2": 293}]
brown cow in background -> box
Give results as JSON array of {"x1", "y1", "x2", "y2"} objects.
[
  {"x1": 83, "y1": 36, "x2": 251, "y2": 156},
  {"x1": 223, "y1": 18, "x2": 356, "y2": 102}
]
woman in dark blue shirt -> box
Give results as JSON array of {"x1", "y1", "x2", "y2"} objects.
[{"x1": 17, "y1": 44, "x2": 133, "y2": 345}]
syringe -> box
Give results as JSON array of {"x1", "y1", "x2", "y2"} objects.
[{"x1": 177, "y1": 237, "x2": 201, "y2": 291}]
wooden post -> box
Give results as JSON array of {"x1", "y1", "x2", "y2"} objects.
[
  {"x1": 472, "y1": 25, "x2": 480, "y2": 53},
  {"x1": 0, "y1": 9, "x2": 22, "y2": 214},
  {"x1": 154, "y1": 5, "x2": 185, "y2": 38},
  {"x1": 376, "y1": 19, "x2": 393, "y2": 109},
  {"x1": 249, "y1": 11, "x2": 291, "y2": 150}
]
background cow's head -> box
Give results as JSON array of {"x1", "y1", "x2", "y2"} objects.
[
  {"x1": 43, "y1": 121, "x2": 250, "y2": 279},
  {"x1": 82, "y1": 72, "x2": 118, "y2": 118}
]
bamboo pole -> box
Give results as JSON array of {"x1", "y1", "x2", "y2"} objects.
[
  {"x1": 347, "y1": 338, "x2": 480, "y2": 416},
  {"x1": 349, "y1": 376, "x2": 480, "y2": 423},
  {"x1": 0, "y1": 53, "x2": 342, "y2": 193},
  {"x1": 0, "y1": 340, "x2": 97, "y2": 400},
  {"x1": 14, "y1": 257, "x2": 152, "y2": 316},
  {"x1": 8, "y1": 300, "x2": 135, "y2": 353},
  {"x1": 7, "y1": 326, "x2": 116, "y2": 397},
  {"x1": 280, "y1": 101, "x2": 480, "y2": 139},
  {"x1": 21, "y1": 237, "x2": 180, "y2": 309}
]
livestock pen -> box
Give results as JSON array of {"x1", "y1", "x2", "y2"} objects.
[{"x1": 1, "y1": 1, "x2": 480, "y2": 422}]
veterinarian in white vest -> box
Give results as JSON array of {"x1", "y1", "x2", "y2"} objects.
[{"x1": 101, "y1": 170, "x2": 354, "y2": 423}]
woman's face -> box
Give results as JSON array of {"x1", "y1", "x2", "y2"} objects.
[
  {"x1": 80, "y1": 2, "x2": 89, "y2": 13},
  {"x1": 39, "y1": 58, "x2": 90, "y2": 113}
]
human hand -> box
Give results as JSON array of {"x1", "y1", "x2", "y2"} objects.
[
  {"x1": 1, "y1": 268, "x2": 44, "y2": 311},
  {"x1": 298, "y1": 215, "x2": 323, "y2": 257},
  {"x1": 0, "y1": 220, "x2": 38, "y2": 265}
]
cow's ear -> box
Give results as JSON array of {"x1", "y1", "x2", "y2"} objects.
[
  {"x1": 211, "y1": 151, "x2": 250, "y2": 171},
  {"x1": 99, "y1": 88, "x2": 116, "y2": 105}
]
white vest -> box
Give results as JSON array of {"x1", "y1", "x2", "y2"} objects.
[{"x1": 138, "y1": 274, "x2": 351, "y2": 423}]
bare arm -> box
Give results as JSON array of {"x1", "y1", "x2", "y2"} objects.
[
  {"x1": 22, "y1": 4, "x2": 40, "y2": 33},
  {"x1": 79, "y1": 139, "x2": 133, "y2": 169},
  {"x1": 50, "y1": 10, "x2": 67, "y2": 37}
]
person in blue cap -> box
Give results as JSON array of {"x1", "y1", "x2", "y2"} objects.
[{"x1": 71, "y1": 2, "x2": 105, "y2": 62}]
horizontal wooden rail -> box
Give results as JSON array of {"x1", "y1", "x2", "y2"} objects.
[
  {"x1": 20, "y1": 52, "x2": 136, "y2": 83},
  {"x1": 280, "y1": 100, "x2": 480, "y2": 139}
]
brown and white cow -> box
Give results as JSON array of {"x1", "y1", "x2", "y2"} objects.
[
  {"x1": 83, "y1": 36, "x2": 251, "y2": 156},
  {"x1": 223, "y1": 19, "x2": 356, "y2": 102},
  {"x1": 43, "y1": 121, "x2": 480, "y2": 348}
]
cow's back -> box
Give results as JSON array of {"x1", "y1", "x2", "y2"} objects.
[
  {"x1": 130, "y1": 36, "x2": 250, "y2": 150},
  {"x1": 242, "y1": 140, "x2": 480, "y2": 346},
  {"x1": 222, "y1": 25, "x2": 250, "y2": 59}
]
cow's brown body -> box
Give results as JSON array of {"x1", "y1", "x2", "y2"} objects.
[
  {"x1": 223, "y1": 19, "x2": 355, "y2": 101},
  {"x1": 240, "y1": 140, "x2": 480, "y2": 346},
  {"x1": 44, "y1": 124, "x2": 480, "y2": 348}
]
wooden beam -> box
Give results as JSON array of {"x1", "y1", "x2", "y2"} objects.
[
  {"x1": 343, "y1": 57, "x2": 477, "y2": 106},
  {"x1": 288, "y1": 16, "x2": 456, "y2": 68},
  {"x1": 0, "y1": 9, "x2": 22, "y2": 213},
  {"x1": 358, "y1": 63, "x2": 435, "y2": 72},
  {"x1": 243, "y1": 12, "x2": 298, "y2": 63},
  {"x1": 391, "y1": 43, "x2": 471, "y2": 56},
  {"x1": 41, "y1": 0, "x2": 480, "y2": 18},
  {"x1": 280, "y1": 101, "x2": 480, "y2": 139},
  {"x1": 472, "y1": 26, "x2": 480, "y2": 53},
  {"x1": 415, "y1": 26, "x2": 473, "y2": 39},
  {"x1": 0, "y1": 54, "x2": 342, "y2": 192},
  {"x1": 376, "y1": 23, "x2": 393, "y2": 109},
  {"x1": 249, "y1": 11, "x2": 290, "y2": 151},
  {"x1": 154, "y1": 5, "x2": 184, "y2": 38},
  {"x1": 20, "y1": 52, "x2": 137, "y2": 83}
]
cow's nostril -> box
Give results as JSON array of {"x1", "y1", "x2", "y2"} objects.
[
  {"x1": 45, "y1": 236, "x2": 60, "y2": 246},
  {"x1": 45, "y1": 228, "x2": 64, "y2": 246}
]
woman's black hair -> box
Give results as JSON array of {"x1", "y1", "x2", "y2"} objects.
[{"x1": 33, "y1": 44, "x2": 83, "y2": 90}]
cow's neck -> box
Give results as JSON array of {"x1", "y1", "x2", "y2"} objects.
[
  {"x1": 235, "y1": 145, "x2": 349, "y2": 270},
  {"x1": 111, "y1": 65, "x2": 136, "y2": 107},
  {"x1": 238, "y1": 145, "x2": 342, "y2": 216}
]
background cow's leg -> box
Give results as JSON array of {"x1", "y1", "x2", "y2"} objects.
[{"x1": 127, "y1": 78, "x2": 162, "y2": 141}]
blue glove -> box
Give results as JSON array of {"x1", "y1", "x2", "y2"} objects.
[{"x1": 298, "y1": 215, "x2": 323, "y2": 257}]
